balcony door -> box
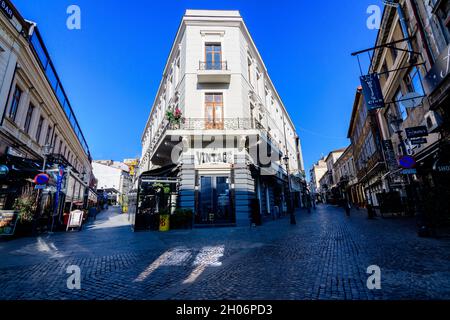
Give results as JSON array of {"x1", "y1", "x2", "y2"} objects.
[
  {"x1": 205, "y1": 93, "x2": 224, "y2": 129},
  {"x1": 205, "y1": 44, "x2": 222, "y2": 70}
]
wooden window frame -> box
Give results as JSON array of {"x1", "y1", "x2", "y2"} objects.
[
  {"x1": 205, "y1": 43, "x2": 222, "y2": 70},
  {"x1": 205, "y1": 93, "x2": 224, "y2": 129}
]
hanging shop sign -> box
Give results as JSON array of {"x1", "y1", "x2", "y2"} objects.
[
  {"x1": 0, "y1": 0, "x2": 13, "y2": 19},
  {"x1": 53, "y1": 166, "x2": 65, "y2": 217},
  {"x1": 382, "y1": 140, "x2": 398, "y2": 171},
  {"x1": 405, "y1": 126, "x2": 428, "y2": 139},
  {"x1": 0, "y1": 165, "x2": 9, "y2": 177},
  {"x1": 423, "y1": 44, "x2": 450, "y2": 95},
  {"x1": 0, "y1": 210, "x2": 18, "y2": 236},
  {"x1": 360, "y1": 73, "x2": 385, "y2": 110},
  {"x1": 33, "y1": 173, "x2": 50, "y2": 185},
  {"x1": 398, "y1": 155, "x2": 416, "y2": 169},
  {"x1": 410, "y1": 138, "x2": 427, "y2": 145}
]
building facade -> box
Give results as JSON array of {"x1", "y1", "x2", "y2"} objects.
[
  {"x1": 347, "y1": 86, "x2": 386, "y2": 208},
  {"x1": 93, "y1": 160, "x2": 132, "y2": 206},
  {"x1": 0, "y1": 1, "x2": 93, "y2": 230},
  {"x1": 309, "y1": 157, "x2": 327, "y2": 202},
  {"x1": 139, "y1": 10, "x2": 305, "y2": 227},
  {"x1": 332, "y1": 145, "x2": 357, "y2": 205},
  {"x1": 318, "y1": 148, "x2": 345, "y2": 204},
  {"x1": 366, "y1": 0, "x2": 450, "y2": 224}
]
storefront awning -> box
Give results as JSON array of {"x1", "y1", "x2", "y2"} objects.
[{"x1": 140, "y1": 164, "x2": 179, "y2": 177}]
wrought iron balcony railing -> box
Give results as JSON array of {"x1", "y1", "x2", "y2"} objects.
[
  {"x1": 167, "y1": 118, "x2": 264, "y2": 130},
  {"x1": 148, "y1": 118, "x2": 282, "y2": 156},
  {"x1": 199, "y1": 61, "x2": 228, "y2": 71}
]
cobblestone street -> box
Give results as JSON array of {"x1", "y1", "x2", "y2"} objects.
[{"x1": 1, "y1": 205, "x2": 450, "y2": 300}]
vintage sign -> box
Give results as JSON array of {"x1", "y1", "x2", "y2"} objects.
[
  {"x1": 423, "y1": 44, "x2": 450, "y2": 95},
  {"x1": 0, "y1": 210, "x2": 18, "y2": 236},
  {"x1": 382, "y1": 140, "x2": 398, "y2": 171},
  {"x1": 1, "y1": 0, "x2": 13, "y2": 19},
  {"x1": 405, "y1": 126, "x2": 428, "y2": 139},
  {"x1": 195, "y1": 150, "x2": 234, "y2": 165},
  {"x1": 398, "y1": 155, "x2": 416, "y2": 169},
  {"x1": 410, "y1": 138, "x2": 427, "y2": 145},
  {"x1": 360, "y1": 73, "x2": 385, "y2": 110}
]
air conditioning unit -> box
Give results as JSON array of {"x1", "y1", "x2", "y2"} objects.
[{"x1": 423, "y1": 110, "x2": 443, "y2": 133}]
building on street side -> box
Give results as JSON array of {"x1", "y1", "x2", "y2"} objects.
[
  {"x1": 0, "y1": 0, "x2": 93, "y2": 233},
  {"x1": 309, "y1": 157, "x2": 327, "y2": 203},
  {"x1": 364, "y1": 0, "x2": 450, "y2": 225},
  {"x1": 138, "y1": 10, "x2": 305, "y2": 227},
  {"x1": 93, "y1": 160, "x2": 132, "y2": 206},
  {"x1": 318, "y1": 148, "x2": 345, "y2": 204},
  {"x1": 332, "y1": 145, "x2": 357, "y2": 206}
]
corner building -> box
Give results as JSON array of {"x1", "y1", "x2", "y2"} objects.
[{"x1": 140, "y1": 10, "x2": 305, "y2": 227}]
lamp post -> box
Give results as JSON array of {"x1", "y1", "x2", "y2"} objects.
[{"x1": 283, "y1": 155, "x2": 296, "y2": 225}]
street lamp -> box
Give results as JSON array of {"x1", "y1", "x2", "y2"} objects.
[
  {"x1": 283, "y1": 155, "x2": 296, "y2": 225},
  {"x1": 41, "y1": 143, "x2": 53, "y2": 172}
]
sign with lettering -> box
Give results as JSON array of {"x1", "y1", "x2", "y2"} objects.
[
  {"x1": 195, "y1": 150, "x2": 234, "y2": 165},
  {"x1": 360, "y1": 73, "x2": 385, "y2": 110},
  {"x1": 405, "y1": 126, "x2": 428, "y2": 139},
  {"x1": 433, "y1": 156, "x2": 450, "y2": 174},
  {"x1": 1, "y1": 0, "x2": 13, "y2": 19},
  {"x1": 0, "y1": 210, "x2": 18, "y2": 236},
  {"x1": 401, "y1": 168, "x2": 417, "y2": 175},
  {"x1": 424, "y1": 44, "x2": 450, "y2": 95},
  {"x1": 410, "y1": 138, "x2": 427, "y2": 145}
]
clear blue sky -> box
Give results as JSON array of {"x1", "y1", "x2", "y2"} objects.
[{"x1": 13, "y1": 0, "x2": 381, "y2": 178}]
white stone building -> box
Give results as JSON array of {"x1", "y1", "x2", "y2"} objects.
[
  {"x1": 93, "y1": 160, "x2": 131, "y2": 204},
  {"x1": 139, "y1": 10, "x2": 305, "y2": 226},
  {"x1": 309, "y1": 157, "x2": 327, "y2": 200}
]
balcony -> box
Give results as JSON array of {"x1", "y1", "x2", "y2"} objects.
[
  {"x1": 147, "y1": 118, "x2": 282, "y2": 166},
  {"x1": 197, "y1": 61, "x2": 231, "y2": 83}
]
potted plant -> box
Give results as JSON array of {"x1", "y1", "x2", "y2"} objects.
[
  {"x1": 166, "y1": 107, "x2": 184, "y2": 129},
  {"x1": 13, "y1": 189, "x2": 37, "y2": 236}
]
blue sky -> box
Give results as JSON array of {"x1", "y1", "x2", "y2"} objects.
[{"x1": 13, "y1": 0, "x2": 381, "y2": 178}]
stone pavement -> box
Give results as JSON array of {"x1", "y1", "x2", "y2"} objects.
[{"x1": 0, "y1": 204, "x2": 449, "y2": 300}]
